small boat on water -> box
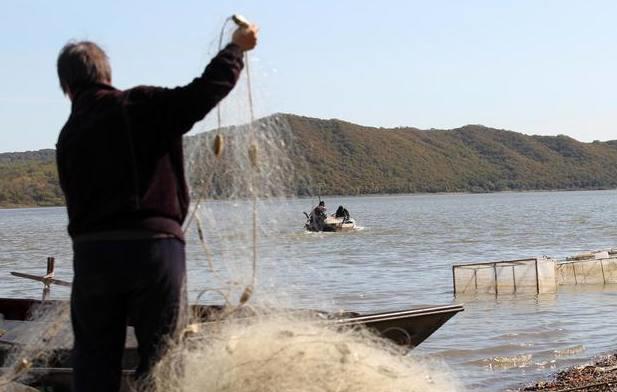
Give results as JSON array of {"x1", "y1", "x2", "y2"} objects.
[
  {"x1": 304, "y1": 202, "x2": 357, "y2": 232},
  {"x1": 305, "y1": 214, "x2": 357, "y2": 232},
  {"x1": 0, "y1": 297, "x2": 463, "y2": 348}
]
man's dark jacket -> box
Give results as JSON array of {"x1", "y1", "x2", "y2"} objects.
[{"x1": 56, "y1": 44, "x2": 244, "y2": 242}]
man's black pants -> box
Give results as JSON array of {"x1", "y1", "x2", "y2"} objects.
[{"x1": 71, "y1": 237, "x2": 186, "y2": 392}]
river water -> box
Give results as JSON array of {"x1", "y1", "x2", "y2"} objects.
[{"x1": 1, "y1": 190, "x2": 617, "y2": 391}]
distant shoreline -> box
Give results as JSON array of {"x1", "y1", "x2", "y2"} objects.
[{"x1": 2, "y1": 187, "x2": 616, "y2": 210}]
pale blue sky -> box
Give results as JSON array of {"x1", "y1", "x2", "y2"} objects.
[{"x1": 1, "y1": 0, "x2": 615, "y2": 152}]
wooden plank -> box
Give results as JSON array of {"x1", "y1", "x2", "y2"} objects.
[{"x1": 10, "y1": 272, "x2": 72, "y2": 288}]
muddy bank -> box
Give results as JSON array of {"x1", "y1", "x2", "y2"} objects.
[{"x1": 521, "y1": 354, "x2": 617, "y2": 391}]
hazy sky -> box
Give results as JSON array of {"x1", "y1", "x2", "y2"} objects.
[{"x1": 1, "y1": 0, "x2": 615, "y2": 152}]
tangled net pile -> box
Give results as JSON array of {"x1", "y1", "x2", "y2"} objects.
[
  {"x1": 0, "y1": 302, "x2": 71, "y2": 389},
  {"x1": 153, "y1": 310, "x2": 461, "y2": 392}
]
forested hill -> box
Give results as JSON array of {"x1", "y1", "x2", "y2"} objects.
[
  {"x1": 0, "y1": 149, "x2": 63, "y2": 207},
  {"x1": 282, "y1": 114, "x2": 617, "y2": 195},
  {"x1": 2, "y1": 114, "x2": 617, "y2": 207}
]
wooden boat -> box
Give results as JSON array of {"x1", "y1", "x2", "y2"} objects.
[
  {"x1": 0, "y1": 297, "x2": 463, "y2": 390},
  {"x1": 304, "y1": 213, "x2": 357, "y2": 232},
  {"x1": 0, "y1": 263, "x2": 462, "y2": 389}
]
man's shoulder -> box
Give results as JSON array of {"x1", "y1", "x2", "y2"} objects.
[
  {"x1": 125, "y1": 85, "x2": 167, "y2": 100},
  {"x1": 122, "y1": 85, "x2": 177, "y2": 112}
]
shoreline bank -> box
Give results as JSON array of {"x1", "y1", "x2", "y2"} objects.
[{"x1": 520, "y1": 354, "x2": 617, "y2": 391}]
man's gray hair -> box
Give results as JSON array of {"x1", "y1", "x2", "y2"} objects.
[{"x1": 57, "y1": 41, "x2": 112, "y2": 94}]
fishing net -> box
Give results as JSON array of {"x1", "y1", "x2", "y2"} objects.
[
  {"x1": 0, "y1": 301, "x2": 71, "y2": 388},
  {"x1": 151, "y1": 310, "x2": 461, "y2": 392},
  {"x1": 0, "y1": 20, "x2": 462, "y2": 392},
  {"x1": 556, "y1": 255, "x2": 617, "y2": 285},
  {"x1": 182, "y1": 112, "x2": 310, "y2": 306},
  {"x1": 160, "y1": 105, "x2": 462, "y2": 391}
]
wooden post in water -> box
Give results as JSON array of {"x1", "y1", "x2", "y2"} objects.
[
  {"x1": 493, "y1": 262, "x2": 498, "y2": 296},
  {"x1": 42, "y1": 256, "x2": 55, "y2": 301},
  {"x1": 512, "y1": 265, "x2": 517, "y2": 294},
  {"x1": 47, "y1": 257, "x2": 55, "y2": 275},
  {"x1": 534, "y1": 259, "x2": 540, "y2": 295}
]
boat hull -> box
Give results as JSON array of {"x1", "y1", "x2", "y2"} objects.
[
  {"x1": 305, "y1": 216, "x2": 357, "y2": 232},
  {"x1": 0, "y1": 298, "x2": 462, "y2": 390}
]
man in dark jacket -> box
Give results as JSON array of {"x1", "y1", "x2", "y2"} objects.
[
  {"x1": 310, "y1": 201, "x2": 327, "y2": 230},
  {"x1": 56, "y1": 25, "x2": 258, "y2": 391}
]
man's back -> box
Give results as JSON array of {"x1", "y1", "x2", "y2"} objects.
[
  {"x1": 57, "y1": 83, "x2": 188, "y2": 240},
  {"x1": 57, "y1": 43, "x2": 245, "y2": 241}
]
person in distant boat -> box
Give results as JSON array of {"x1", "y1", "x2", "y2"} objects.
[
  {"x1": 335, "y1": 205, "x2": 350, "y2": 222},
  {"x1": 311, "y1": 200, "x2": 327, "y2": 229},
  {"x1": 55, "y1": 25, "x2": 258, "y2": 392}
]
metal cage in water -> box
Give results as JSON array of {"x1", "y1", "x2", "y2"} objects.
[{"x1": 452, "y1": 257, "x2": 557, "y2": 296}]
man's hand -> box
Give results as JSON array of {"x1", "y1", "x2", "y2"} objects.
[{"x1": 232, "y1": 25, "x2": 258, "y2": 51}]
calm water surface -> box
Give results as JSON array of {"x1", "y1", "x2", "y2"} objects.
[{"x1": 1, "y1": 190, "x2": 617, "y2": 391}]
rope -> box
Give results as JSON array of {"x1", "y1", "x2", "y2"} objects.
[
  {"x1": 246, "y1": 48, "x2": 258, "y2": 300},
  {"x1": 184, "y1": 16, "x2": 259, "y2": 313}
]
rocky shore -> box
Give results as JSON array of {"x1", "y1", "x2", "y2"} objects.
[{"x1": 521, "y1": 354, "x2": 617, "y2": 391}]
